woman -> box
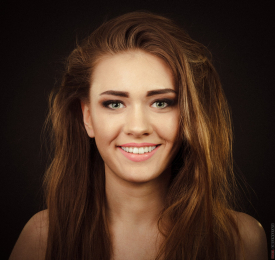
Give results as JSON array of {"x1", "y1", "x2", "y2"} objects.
[{"x1": 9, "y1": 11, "x2": 267, "y2": 260}]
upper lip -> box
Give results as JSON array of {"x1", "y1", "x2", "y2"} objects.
[{"x1": 119, "y1": 143, "x2": 160, "y2": 147}]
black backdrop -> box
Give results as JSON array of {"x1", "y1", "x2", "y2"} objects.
[{"x1": 1, "y1": 1, "x2": 274, "y2": 259}]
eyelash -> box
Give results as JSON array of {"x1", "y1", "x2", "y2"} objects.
[{"x1": 102, "y1": 99, "x2": 176, "y2": 110}]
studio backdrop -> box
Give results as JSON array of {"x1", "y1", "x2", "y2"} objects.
[{"x1": 1, "y1": 1, "x2": 274, "y2": 259}]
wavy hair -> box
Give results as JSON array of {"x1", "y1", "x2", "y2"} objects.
[{"x1": 44, "y1": 11, "x2": 243, "y2": 259}]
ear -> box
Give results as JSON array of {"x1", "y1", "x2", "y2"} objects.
[{"x1": 81, "y1": 101, "x2": 95, "y2": 138}]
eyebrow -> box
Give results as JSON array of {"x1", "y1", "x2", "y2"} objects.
[{"x1": 99, "y1": 89, "x2": 177, "y2": 97}]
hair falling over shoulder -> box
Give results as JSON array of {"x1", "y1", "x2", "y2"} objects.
[{"x1": 43, "y1": 11, "x2": 243, "y2": 260}]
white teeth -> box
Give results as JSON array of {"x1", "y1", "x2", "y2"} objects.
[
  {"x1": 133, "y1": 147, "x2": 139, "y2": 154},
  {"x1": 121, "y1": 146, "x2": 157, "y2": 154},
  {"x1": 138, "y1": 147, "x2": 144, "y2": 154}
]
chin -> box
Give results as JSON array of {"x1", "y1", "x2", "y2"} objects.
[
  {"x1": 119, "y1": 169, "x2": 166, "y2": 184},
  {"x1": 122, "y1": 173, "x2": 155, "y2": 183}
]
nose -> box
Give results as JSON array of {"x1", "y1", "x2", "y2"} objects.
[{"x1": 123, "y1": 104, "x2": 153, "y2": 137}]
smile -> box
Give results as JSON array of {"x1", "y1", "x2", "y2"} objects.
[
  {"x1": 118, "y1": 144, "x2": 161, "y2": 162},
  {"x1": 120, "y1": 146, "x2": 157, "y2": 154}
]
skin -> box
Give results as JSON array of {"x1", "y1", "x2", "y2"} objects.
[
  {"x1": 83, "y1": 50, "x2": 180, "y2": 184},
  {"x1": 82, "y1": 50, "x2": 181, "y2": 259},
  {"x1": 9, "y1": 50, "x2": 268, "y2": 260}
]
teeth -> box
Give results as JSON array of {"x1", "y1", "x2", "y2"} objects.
[
  {"x1": 133, "y1": 147, "x2": 139, "y2": 154},
  {"x1": 121, "y1": 146, "x2": 157, "y2": 154},
  {"x1": 138, "y1": 147, "x2": 143, "y2": 154}
]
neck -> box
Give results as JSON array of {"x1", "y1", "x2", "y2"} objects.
[{"x1": 105, "y1": 167, "x2": 170, "y2": 228}]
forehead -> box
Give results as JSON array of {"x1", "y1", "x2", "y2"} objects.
[{"x1": 90, "y1": 50, "x2": 175, "y2": 96}]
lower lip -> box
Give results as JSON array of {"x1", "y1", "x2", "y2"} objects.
[{"x1": 118, "y1": 145, "x2": 161, "y2": 162}]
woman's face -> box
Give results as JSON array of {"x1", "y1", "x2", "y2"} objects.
[{"x1": 82, "y1": 50, "x2": 180, "y2": 184}]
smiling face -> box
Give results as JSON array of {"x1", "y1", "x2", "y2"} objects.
[{"x1": 82, "y1": 50, "x2": 180, "y2": 185}]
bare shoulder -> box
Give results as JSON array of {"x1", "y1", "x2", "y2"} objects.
[
  {"x1": 9, "y1": 210, "x2": 48, "y2": 260},
  {"x1": 231, "y1": 211, "x2": 268, "y2": 260}
]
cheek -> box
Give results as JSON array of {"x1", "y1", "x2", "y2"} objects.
[
  {"x1": 156, "y1": 112, "x2": 179, "y2": 143},
  {"x1": 91, "y1": 111, "x2": 122, "y2": 145}
]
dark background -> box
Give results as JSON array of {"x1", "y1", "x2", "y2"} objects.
[{"x1": 1, "y1": 1, "x2": 274, "y2": 259}]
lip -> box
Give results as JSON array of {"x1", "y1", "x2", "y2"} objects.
[
  {"x1": 118, "y1": 145, "x2": 161, "y2": 162},
  {"x1": 119, "y1": 143, "x2": 159, "y2": 147}
]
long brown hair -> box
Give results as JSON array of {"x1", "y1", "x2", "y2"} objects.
[{"x1": 44, "y1": 11, "x2": 243, "y2": 259}]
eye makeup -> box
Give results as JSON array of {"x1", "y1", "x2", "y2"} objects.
[
  {"x1": 152, "y1": 98, "x2": 176, "y2": 107},
  {"x1": 102, "y1": 100, "x2": 125, "y2": 109},
  {"x1": 101, "y1": 98, "x2": 177, "y2": 110}
]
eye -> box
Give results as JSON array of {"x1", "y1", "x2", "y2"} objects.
[
  {"x1": 152, "y1": 101, "x2": 168, "y2": 108},
  {"x1": 109, "y1": 102, "x2": 124, "y2": 109},
  {"x1": 151, "y1": 99, "x2": 174, "y2": 109},
  {"x1": 102, "y1": 100, "x2": 125, "y2": 110}
]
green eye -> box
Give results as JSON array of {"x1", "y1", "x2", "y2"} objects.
[
  {"x1": 102, "y1": 100, "x2": 125, "y2": 110},
  {"x1": 108, "y1": 102, "x2": 124, "y2": 109},
  {"x1": 152, "y1": 101, "x2": 168, "y2": 108}
]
